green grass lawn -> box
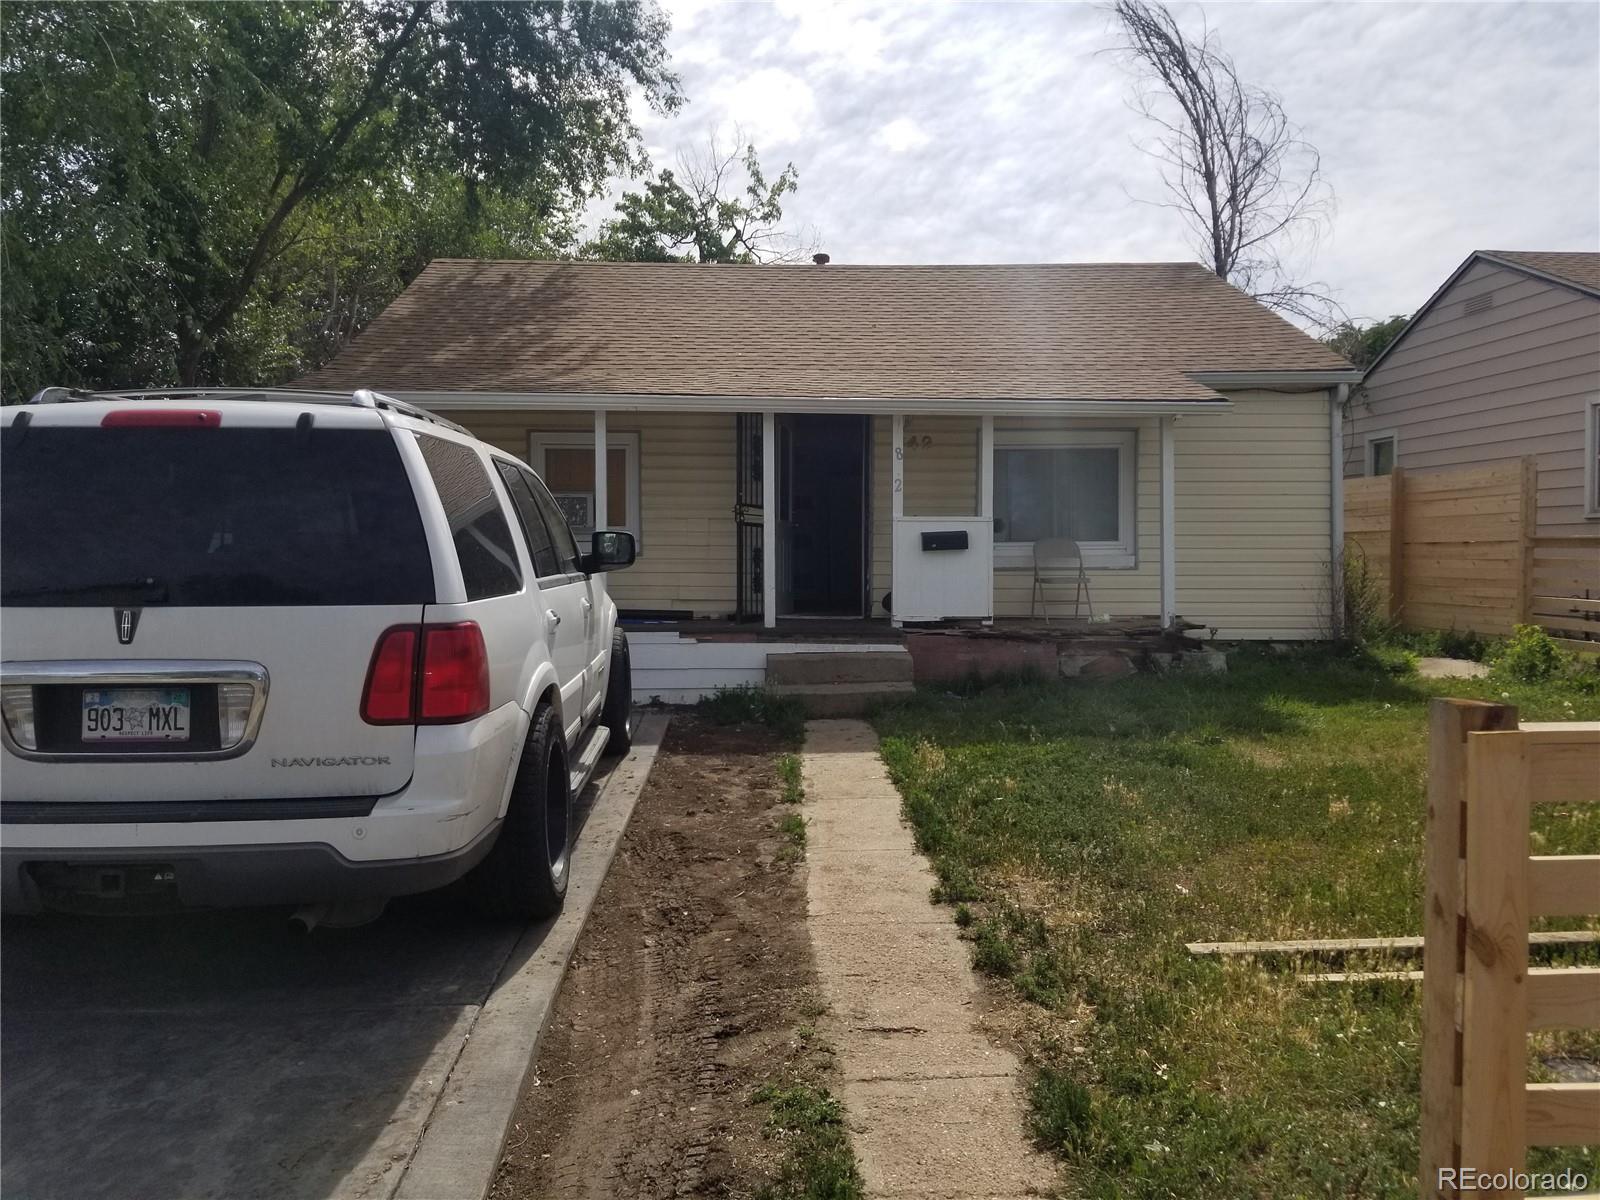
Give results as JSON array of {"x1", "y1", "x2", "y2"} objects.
[{"x1": 872, "y1": 647, "x2": 1600, "y2": 1199}]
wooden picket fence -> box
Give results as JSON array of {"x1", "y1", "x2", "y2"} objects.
[
  {"x1": 1421, "y1": 699, "x2": 1600, "y2": 1198},
  {"x1": 1346, "y1": 458, "x2": 1600, "y2": 648}
]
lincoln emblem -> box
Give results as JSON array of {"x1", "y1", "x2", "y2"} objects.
[{"x1": 115, "y1": 608, "x2": 140, "y2": 645}]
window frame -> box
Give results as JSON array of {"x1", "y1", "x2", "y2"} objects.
[
  {"x1": 993, "y1": 429, "x2": 1138, "y2": 570},
  {"x1": 1586, "y1": 399, "x2": 1600, "y2": 519},
  {"x1": 1365, "y1": 429, "x2": 1399, "y2": 478},
  {"x1": 528, "y1": 429, "x2": 642, "y2": 551}
]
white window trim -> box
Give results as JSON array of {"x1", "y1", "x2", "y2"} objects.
[
  {"x1": 1585, "y1": 399, "x2": 1600, "y2": 518},
  {"x1": 1364, "y1": 429, "x2": 1399, "y2": 478},
  {"x1": 993, "y1": 429, "x2": 1137, "y2": 570},
  {"x1": 529, "y1": 429, "x2": 643, "y2": 550}
]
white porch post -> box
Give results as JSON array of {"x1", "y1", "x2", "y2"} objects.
[
  {"x1": 592, "y1": 407, "x2": 608, "y2": 530},
  {"x1": 762, "y1": 411, "x2": 777, "y2": 629},
  {"x1": 1160, "y1": 415, "x2": 1176, "y2": 628},
  {"x1": 979, "y1": 415, "x2": 995, "y2": 623},
  {"x1": 891, "y1": 414, "x2": 905, "y2": 628}
]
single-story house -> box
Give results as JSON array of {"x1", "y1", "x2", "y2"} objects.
[
  {"x1": 1345, "y1": 249, "x2": 1600, "y2": 535},
  {"x1": 303, "y1": 260, "x2": 1360, "y2": 657}
]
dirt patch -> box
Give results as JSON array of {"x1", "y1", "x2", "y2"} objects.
[{"x1": 490, "y1": 716, "x2": 829, "y2": 1200}]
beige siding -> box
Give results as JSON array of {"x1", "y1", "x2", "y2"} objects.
[
  {"x1": 451, "y1": 409, "x2": 738, "y2": 614},
  {"x1": 1175, "y1": 390, "x2": 1333, "y2": 639},
  {"x1": 1346, "y1": 261, "x2": 1600, "y2": 535},
  {"x1": 454, "y1": 395, "x2": 1334, "y2": 638}
]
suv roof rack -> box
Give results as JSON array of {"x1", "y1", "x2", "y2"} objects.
[{"x1": 24, "y1": 386, "x2": 470, "y2": 436}]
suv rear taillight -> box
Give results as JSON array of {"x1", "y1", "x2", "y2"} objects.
[
  {"x1": 361, "y1": 623, "x2": 490, "y2": 726},
  {"x1": 419, "y1": 623, "x2": 491, "y2": 722}
]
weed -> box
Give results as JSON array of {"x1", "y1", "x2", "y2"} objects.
[
  {"x1": 752, "y1": 1082, "x2": 864, "y2": 1200},
  {"x1": 930, "y1": 859, "x2": 982, "y2": 904},
  {"x1": 1341, "y1": 543, "x2": 1393, "y2": 645},
  {"x1": 971, "y1": 919, "x2": 1018, "y2": 977},
  {"x1": 700, "y1": 686, "x2": 807, "y2": 742},
  {"x1": 953, "y1": 902, "x2": 974, "y2": 928},
  {"x1": 1490, "y1": 623, "x2": 1568, "y2": 683},
  {"x1": 777, "y1": 811, "x2": 806, "y2": 864},
  {"x1": 778, "y1": 753, "x2": 804, "y2": 804}
]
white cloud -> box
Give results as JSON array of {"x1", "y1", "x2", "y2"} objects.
[
  {"x1": 700, "y1": 67, "x2": 818, "y2": 149},
  {"x1": 876, "y1": 117, "x2": 930, "y2": 154},
  {"x1": 616, "y1": 1, "x2": 1599, "y2": 319}
]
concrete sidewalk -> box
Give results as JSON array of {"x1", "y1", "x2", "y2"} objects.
[{"x1": 801, "y1": 719, "x2": 1056, "y2": 1198}]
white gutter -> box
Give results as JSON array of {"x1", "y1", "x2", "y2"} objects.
[
  {"x1": 1189, "y1": 369, "x2": 1363, "y2": 391},
  {"x1": 393, "y1": 390, "x2": 1234, "y2": 417},
  {"x1": 1330, "y1": 384, "x2": 1348, "y2": 637}
]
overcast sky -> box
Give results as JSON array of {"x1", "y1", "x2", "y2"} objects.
[{"x1": 601, "y1": 0, "x2": 1600, "y2": 324}]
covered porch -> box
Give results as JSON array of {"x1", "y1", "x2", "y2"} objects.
[{"x1": 417, "y1": 394, "x2": 1230, "y2": 635}]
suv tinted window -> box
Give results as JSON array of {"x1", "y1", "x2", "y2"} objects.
[
  {"x1": 494, "y1": 460, "x2": 561, "y2": 578},
  {"x1": 417, "y1": 435, "x2": 522, "y2": 600},
  {"x1": 1, "y1": 426, "x2": 434, "y2": 606},
  {"x1": 526, "y1": 469, "x2": 583, "y2": 572}
]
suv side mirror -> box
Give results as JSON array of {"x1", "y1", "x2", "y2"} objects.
[{"x1": 583, "y1": 529, "x2": 635, "y2": 574}]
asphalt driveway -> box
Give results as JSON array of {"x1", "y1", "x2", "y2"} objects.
[{"x1": 1, "y1": 716, "x2": 666, "y2": 1200}]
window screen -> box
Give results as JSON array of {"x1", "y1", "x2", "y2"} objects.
[
  {"x1": 494, "y1": 460, "x2": 561, "y2": 578},
  {"x1": 995, "y1": 447, "x2": 1121, "y2": 543},
  {"x1": 418, "y1": 436, "x2": 522, "y2": 600}
]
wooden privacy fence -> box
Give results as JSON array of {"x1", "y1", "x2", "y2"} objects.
[
  {"x1": 1421, "y1": 699, "x2": 1600, "y2": 1199},
  {"x1": 1345, "y1": 458, "x2": 1600, "y2": 647}
]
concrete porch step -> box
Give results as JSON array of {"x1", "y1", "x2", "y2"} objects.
[
  {"x1": 764, "y1": 651, "x2": 914, "y2": 686},
  {"x1": 768, "y1": 680, "x2": 916, "y2": 717}
]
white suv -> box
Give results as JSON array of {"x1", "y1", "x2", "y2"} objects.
[{"x1": 0, "y1": 387, "x2": 635, "y2": 921}]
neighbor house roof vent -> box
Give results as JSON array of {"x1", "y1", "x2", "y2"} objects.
[
  {"x1": 812, "y1": 253, "x2": 830, "y2": 265},
  {"x1": 1463, "y1": 293, "x2": 1494, "y2": 316}
]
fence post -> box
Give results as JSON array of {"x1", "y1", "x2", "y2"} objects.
[
  {"x1": 1421, "y1": 699, "x2": 1517, "y2": 1200},
  {"x1": 1517, "y1": 456, "x2": 1538, "y2": 626},
  {"x1": 1460, "y1": 729, "x2": 1533, "y2": 1197},
  {"x1": 1390, "y1": 467, "x2": 1407, "y2": 623}
]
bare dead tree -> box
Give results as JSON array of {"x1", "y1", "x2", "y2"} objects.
[
  {"x1": 674, "y1": 129, "x2": 818, "y2": 264},
  {"x1": 1112, "y1": 0, "x2": 1343, "y2": 329}
]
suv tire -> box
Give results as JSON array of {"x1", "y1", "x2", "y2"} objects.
[
  {"x1": 466, "y1": 701, "x2": 570, "y2": 920},
  {"x1": 600, "y1": 629, "x2": 633, "y2": 756}
]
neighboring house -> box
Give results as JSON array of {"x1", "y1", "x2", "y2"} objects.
[
  {"x1": 1345, "y1": 250, "x2": 1600, "y2": 535},
  {"x1": 303, "y1": 260, "x2": 1359, "y2": 641}
]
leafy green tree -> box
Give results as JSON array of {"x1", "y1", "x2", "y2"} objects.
[
  {"x1": 1, "y1": 1, "x2": 679, "y2": 399},
  {"x1": 1324, "y1": 314, "x2": 1409, "y2": 369},
  {"x1": 585, "y1": 138, "x2": 806, "y2": 264}
]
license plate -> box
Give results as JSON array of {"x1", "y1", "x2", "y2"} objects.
[{"x1": 81, "y1": 688, "x2": 191, "y2": 742}]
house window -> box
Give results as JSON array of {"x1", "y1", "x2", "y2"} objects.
[
  {"x1": 1367, "y1": 433, "x2": 1397, "y2": 477},
  {"x1": 1586, "y1": 400, "x2": 1600, "y2": 518},
  {"x1": 529, "y1": 430, "x2": 641, "y2": 547},
  {"x1": 993, "y1": 430, "x2": 1136, "y2": 568}
]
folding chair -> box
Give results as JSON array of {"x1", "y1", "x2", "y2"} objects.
[{"x1": 1031, "y1": 536, "x2": 1093, "y2": 621}]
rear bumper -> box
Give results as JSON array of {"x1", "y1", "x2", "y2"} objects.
[
  {"x1": 1, "y1": 820, "x2": 500, "y2": 913},
  {"x1": 0, "y1": 702, "x2": 526, "y2": 912}
]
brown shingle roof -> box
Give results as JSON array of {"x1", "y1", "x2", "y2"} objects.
[
  {"x1": 1481, "y1": 250, "x2": 1600, "y2": 295},
  {"x1": 303, "y1": 259, "x2": 1352, "y2": 402}
]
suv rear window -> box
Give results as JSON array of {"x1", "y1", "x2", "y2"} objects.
[{"x1": 1, "y1": 426, "x2": 435, "y2": 606}]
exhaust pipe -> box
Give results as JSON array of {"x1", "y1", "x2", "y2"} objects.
[{"x1": 288, "y1": 903, "x2": 328, "y2": 934}]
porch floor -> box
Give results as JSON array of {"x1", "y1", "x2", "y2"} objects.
[{"x1": 620, "y1": 614, "x2": 1195, "y2": 645}]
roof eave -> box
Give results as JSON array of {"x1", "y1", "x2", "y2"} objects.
[
  {"x1": 391, "y1": 390, "x2": 1236, "y2": 417},
  {"x1": 1187, "y1": 369, "x2": 1361, "y2": 392}
]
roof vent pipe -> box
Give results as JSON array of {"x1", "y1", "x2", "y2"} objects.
[{"x1": 812, "y1": 253, "x2": 830, "y2": 265}]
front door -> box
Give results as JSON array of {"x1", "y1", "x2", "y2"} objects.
[{"x1": 777, "y1": 414, "x2": 870, "y2": 617}]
